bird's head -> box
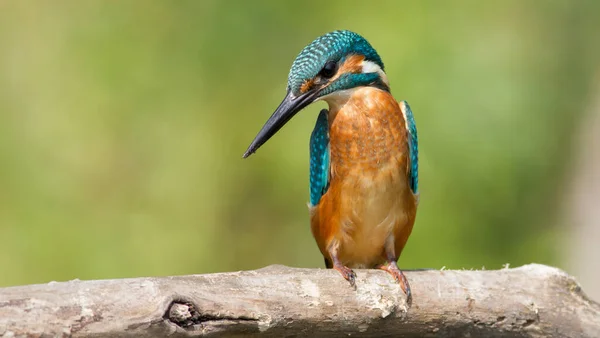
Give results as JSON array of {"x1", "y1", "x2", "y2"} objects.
[{"x1": 243, "y1": 30, "x2": 388, "y2": 158}]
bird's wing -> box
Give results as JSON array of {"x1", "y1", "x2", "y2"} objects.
[
  {"x1": 309, "y1": 109, "x2": 330, "y2": 206},
  {"x1": 400, "y1": 101, "x2": 418, "y2": 195}
]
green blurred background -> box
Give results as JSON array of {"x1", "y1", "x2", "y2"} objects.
[{"x1": 1, "y1": 1, "x2": 599, "y2": 293}]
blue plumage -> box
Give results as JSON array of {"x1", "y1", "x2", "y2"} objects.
[
  {"x1": 309, "y1": 109, "x2": 330, "y2": 206},
  {"x1": 319, "y1": 72, "x2": 381, "y2": 96},
  {"x1": 288, "y1": 30, "x2": 383, "y2": 96},
  {"x1": 402, "y1": 101, "x2": 419, "y2": 194}
]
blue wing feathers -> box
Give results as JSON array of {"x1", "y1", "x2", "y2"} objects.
[
  {"x1": 309, "y1": 103, "x2": 415, "y2": 203},
  {"x1": 309, "y1": 109, "x2": 330, "y2": 206},
  {"x1": 402, "y1": 101, "x2": 418, "y2": 194}
]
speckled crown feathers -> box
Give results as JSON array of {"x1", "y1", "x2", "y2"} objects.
[{"x1": 287, "y1": 30, "x2": 384, "y2": 95}]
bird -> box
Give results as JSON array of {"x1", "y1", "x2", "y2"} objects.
[{"x1": 243, "y1": 30, "x2": 418, "y2": 301}]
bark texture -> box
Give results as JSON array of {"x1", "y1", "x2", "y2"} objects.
[{"x1": 0, "y1": 264, "x2": 598, "y2": 337}]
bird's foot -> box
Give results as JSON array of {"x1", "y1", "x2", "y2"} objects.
[
  {"x1": 333, "y1": 263, "x2": 357, "y2": 289},
  {"x1": 378, "y1": 261, "x2": 412, "y2": 304}
]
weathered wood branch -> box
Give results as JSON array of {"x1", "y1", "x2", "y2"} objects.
[{"x1": 0, "y1": 264, "x2": 598, "y2": 337}]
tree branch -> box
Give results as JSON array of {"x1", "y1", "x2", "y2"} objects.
[{"x1": 0, "y1": 264, "x2": 598, "y2": 337}]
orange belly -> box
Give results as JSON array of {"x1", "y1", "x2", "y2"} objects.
[{"x1": 310, "y1": 87, "x2": 417, "y2": 268}]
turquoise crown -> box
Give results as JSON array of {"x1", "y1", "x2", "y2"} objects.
[{"x1": 287, "y1": 30, "x2": 384, "y2": 96}]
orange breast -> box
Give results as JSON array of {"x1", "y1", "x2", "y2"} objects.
[{"x1": 310, "y1": 87, "x2": 417, "y2": 268}]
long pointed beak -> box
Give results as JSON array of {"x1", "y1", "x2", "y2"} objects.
[{"x1": 243, "y1": 89, "x2": 319, "y2": 158}]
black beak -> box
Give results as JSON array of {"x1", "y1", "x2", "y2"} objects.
[{"x1": 243, "y1": 89, "x2": 320, "y2": 158}]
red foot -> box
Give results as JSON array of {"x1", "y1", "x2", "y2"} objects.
[
  {"x1": 379, "y1": 262, "x2": 412, "y2": 304},
  {"x1": 333, "y1": 264, "x2": 357, "y2": 288}
]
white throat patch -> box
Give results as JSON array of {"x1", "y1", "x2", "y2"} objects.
[{"x1": 361, "y1": 60, "x2": 389, "y2": 87}]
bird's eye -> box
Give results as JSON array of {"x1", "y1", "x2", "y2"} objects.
[{"x1": 319, "y1": 61, "x2": 337, "y2": 79}]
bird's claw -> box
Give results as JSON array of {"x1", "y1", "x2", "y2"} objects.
[
  {"x1": 334, "y1": 264, "x2": 357, "y2": 289},
  {"x1": 379, "y1": 262, "x2": 412, "y2": 305}
]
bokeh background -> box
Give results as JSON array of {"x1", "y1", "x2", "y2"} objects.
[{"x1": 1, "y1": 1, "x2": 599, "y2": 300}]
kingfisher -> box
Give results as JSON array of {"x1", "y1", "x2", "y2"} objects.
[{"x1": 243, "y1": 30, "x2": 418, "y2": 301}]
